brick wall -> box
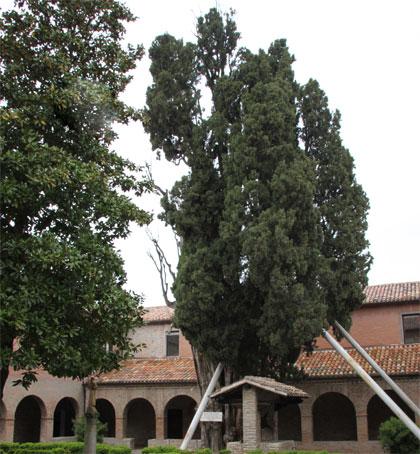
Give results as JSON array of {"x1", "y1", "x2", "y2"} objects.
[{"x1": 316, "y1": 302, "x2": 419, "y2": 349}]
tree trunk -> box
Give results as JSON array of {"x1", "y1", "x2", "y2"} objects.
[
  {"x1": 83, "y1": 377, "x2": 97, "y2": 454},
  {"x1": 192, "y1": 348, "x2": 223, "y2": 451}
]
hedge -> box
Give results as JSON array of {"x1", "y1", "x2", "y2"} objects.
[
  {"x1": 0, "y1": 443, "x2": 131, "y2": 454},
  {"x1": 142, "y1": 447, "x2": 335, "y2": 454}
]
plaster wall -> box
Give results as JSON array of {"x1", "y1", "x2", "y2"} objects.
[{"x1": 131, "y1": 323, "x2": 193, "y2": 358}]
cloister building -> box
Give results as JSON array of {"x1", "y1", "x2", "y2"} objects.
[{"x1": 1, "y1": 281, "x2": 419, "y2": 453}]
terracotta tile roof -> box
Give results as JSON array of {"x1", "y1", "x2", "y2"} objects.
[
  {"x1": 98, "y1": 358, "x2": 197, "y2": 384},
  {"x1": 364, "y1": 282, "x2": 420, "y2": 305},
  {"x1": 296, "y1": 344, "x2": 420, "y2": 379},
  {"x1": 143, "y1": 306, "x2": 174, "y2": 323},
  {"x1": 212, "y1": 375, "x2": 308, "y2": 399}
]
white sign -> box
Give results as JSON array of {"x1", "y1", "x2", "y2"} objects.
[{"x1": 200, "y1": 411, "x2": 223, "y2": 422}]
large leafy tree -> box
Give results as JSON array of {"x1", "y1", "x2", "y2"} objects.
[
  {"x1": 0, "y1": 0, "x2": 150, "y2": 397},
  {"x1": 144, "y1": 8, "x2": 371, "y2": 380}
]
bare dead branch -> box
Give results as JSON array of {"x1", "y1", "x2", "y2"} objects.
[
  {"x1": 145, "y1": 163, "x2": 168, "y2": 197},
  {"x1": 146, "y1": 229, "x2": 176, "y2": 307}
]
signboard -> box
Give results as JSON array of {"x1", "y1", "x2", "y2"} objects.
[{"x1": 200, "y1": 411, "x2": 223, "y2": 422}]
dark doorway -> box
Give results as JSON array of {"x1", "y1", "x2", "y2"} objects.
[
  {"x1": 124, "y1": 398, "x2": 156, "y2": 448},
  {"x1": 367, "y1": 390, "x2": 416, "y2": 440},
  {"x1": 165, "y1": 395, "x2": 199, "y2": 439},
  {"x1": 96, "y1": 399, "x2": 116, "y2": 437},
  {"x1": 14, "y1": 396, "x2": 44, "y2": 442},
  {"x1": 277, "y1": 403, "x2": 302, "y2": 441},
  {"x1": 53, "y1": 398, "x2": 77, "y2": 437},
  {"x1": 167, "y1": 408, "x2": 183, "y2": 438},
  {"x1": 313, "y1": 392, "x2": 357, "y2": 441}
]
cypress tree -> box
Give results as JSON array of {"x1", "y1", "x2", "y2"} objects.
[{"x1": 144, "y1": 7, "x2": 370, "y2": 384}]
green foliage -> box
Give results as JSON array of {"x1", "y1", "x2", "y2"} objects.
[
  {"x1": 0, "y1": 443, "x2": 131, "y2": 454},
  {"x1": 219, "y1": 450, "x2": 231, "y2": 454},
  {"x1": 141, "y1": 448, "x2": 213, "y2": 454},
  {"x1": 0, "y1": 0, "x2": 151, "y2": 393},
  {"x1": 144, "y1": 9, "x2": 371, "y2": 378},
  {"x1": 142, "y1": 448, "x2": 185, "y2": 454},
  {"x1": 379, "y1": 417, "x2": 420, "y2": 454},
  {"x1": 247, "y1": 451, "x2": 332, "y2": 454},
  {"x1": 73, "y1": 416, "x2": 107, "y2": 443}
]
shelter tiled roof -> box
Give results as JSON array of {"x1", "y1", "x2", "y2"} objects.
[
  {"x1": 296, "y1": 344, "x2": 420, "y2": 379},
  {"x1": 364, "y1": 282, "x2": 420, "y2": 305},
  {"x1": 211, "y1": 376, "x2": 308, "y2": 399},
  {"x1": 98, "y1": 358, "x2": 196, "y2": 384},
  {"x1": 143, "y1": 306, "x2": 174, "y2": 323}
]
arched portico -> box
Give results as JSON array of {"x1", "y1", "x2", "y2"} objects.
[
  {"x1": 124, "y1": 398, "x2": 156, "y2": 448},
  {"x1": 312, "y1": 392, "x2": 357, "y2": 441},
  {"x1": 14, "y1": 395, "x2": 46, "y2": 442}
]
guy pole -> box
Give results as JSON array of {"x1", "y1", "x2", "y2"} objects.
[
  {"x1": 334, "y1": 321, "x2": 420, "y2": 418},
  {"x1": 322, "y1": 329, "x2": 420, "y2": 440},
  {"x1": 181, "y1": 362, "x2": 224, "y2": 450}
]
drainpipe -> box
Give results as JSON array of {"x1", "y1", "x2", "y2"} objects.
[
  {"x1": 322, "y1": 329, "x2": 420, "y2": 440},
  {"x1": 180, "y1": 362, "x2": 223, "y2": 450},
  {"x1": 334, "y1": 321, "x2": 420, "y2": 418}
]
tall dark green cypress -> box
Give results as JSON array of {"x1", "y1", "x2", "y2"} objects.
[{"x1": 144, "y1": 9, "x2": 371, "y2": 380}]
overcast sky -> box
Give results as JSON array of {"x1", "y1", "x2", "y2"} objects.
[{"x1": 69, "y1": 0, "x2": 415, "y2": 305}]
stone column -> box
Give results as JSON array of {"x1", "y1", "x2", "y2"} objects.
[
  {"x1": 40, "y1": 417, "x2": 53, "y2": 442},
  {"x1": 273, "y1": 409, "x2": 279, "y2": 440},
  {"x1": 115, "y1": 417, "x2": 124, "y2": 439},
  {"x1": 2, "y1": 417, "x2": 14, "y2": 441},
  {"x1": 242, "y1": 385, "x2": 259, "y2": 451},
  {"x1": 300, "y1": 400, "x2": 313, "y2": 446},
  {"x1": 156, "y1": 415, "x2": 165, "y2": 440},
  {"x1": 356, "y1": 412, "x2": 369, "y2": 442}
]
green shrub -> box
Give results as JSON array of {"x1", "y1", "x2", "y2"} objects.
[
  {"x1": 73, "y1": 417, "x2": 108, "y2": 443},
  {"x1": 13, "y1": 450, "x2": 66, "y2": 454},
  {"x1": 0, "y1": 443, "x2": 131, "y2": 454},
  {"x1": 142, "y1": 448, "x2": 181, "y2": 454},
  {"x1": 219, "y1": 449, "x2": 231, "y2": 454},
  {"x1": 96, "y1": 445, "x2": 131, "y2": 454},
  {"x1": 379, "y1": 417, "x2": 420, "y2": 454}
]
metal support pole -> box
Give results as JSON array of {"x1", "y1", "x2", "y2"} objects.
[
  {"x1": 180, "y1": 362, "x2": 224, "y2": 450},
  {"x1": 322, "y1": 329, "x2": 420, "y2": 440},
  {"x1": 334, "y1": 321, "x2": 420, "y2": 418}
]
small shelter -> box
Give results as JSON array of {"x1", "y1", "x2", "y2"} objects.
[{"x1": 211, "y1": 376, "x2": 308, "y2": 453}]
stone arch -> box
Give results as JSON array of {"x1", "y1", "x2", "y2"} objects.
[
  {"x1": 53, "y1": 397, "x2": 78, "y2": 437},
  {"x1": 277, "y1": 402, "x2": 302, "y2": 441},
  {"x1": 313, "y1": 392, "x2": 357, "y2": 441},
  {"x1": 164, "y1": 395, "x2": 199, "y2": 440},
  {"x1": 14, "y1": 395, "x2": 46, "y2": 442},
  {"x1": 96, "y1": 398, "x2": 116, "y2": 437},
  {"x1": 367, "y1": 390, "x2": 416, "y2": 440},
  {"x1": 124, "y1": 398, "x2": 156, "y2": 448}
]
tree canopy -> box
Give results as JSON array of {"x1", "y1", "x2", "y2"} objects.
[
  {"x1": 0, "y1": 0, "x2": 150, "y2": 396},
  {"x1": 144, "y1": 8, "x2": 371, "y2": 378}
]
